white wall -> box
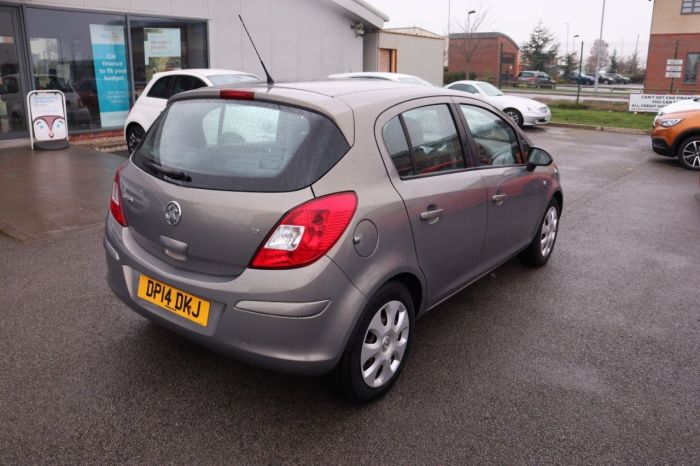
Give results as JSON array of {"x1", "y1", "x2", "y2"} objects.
[
  {"x1": 13, "y1": 0, "x2": 370, "y2": 81},
  {"x1": 365, "y1": 31, "x2": 445, "y2": 86}
]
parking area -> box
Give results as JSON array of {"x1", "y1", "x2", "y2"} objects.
[{"x1": 1, "y1": 127, "x2": 698, "y2": 464}]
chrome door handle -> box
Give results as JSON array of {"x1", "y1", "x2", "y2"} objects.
[
  {"x1": 491, "y1": 193, "x2": 507, "y2": 206},
  {"x1": 420, "y1": 208, "x2": 444, "y2": 223}
]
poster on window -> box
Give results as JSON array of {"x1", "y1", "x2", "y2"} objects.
[
  {"x1": 89, "y1": 24, "x2": 130, "y2": 128},
  {"x1": 144, "y1": 28, "x2": 182, "y2": 81},
  {"x1": 26, "y1": 90, "x2": 68, "y2": 150}
]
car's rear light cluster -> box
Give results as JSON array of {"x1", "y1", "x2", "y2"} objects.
[
  {"x1": 250, "y1": 192, "x2": 358, "y2": 269},
  {"x1": 110, "y1": 165, "x2": 128, "y2": 227}
]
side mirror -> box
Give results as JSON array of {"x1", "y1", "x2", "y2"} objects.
[{"x1": 527, "y1": 147, "x2": 553, "y2": 171}]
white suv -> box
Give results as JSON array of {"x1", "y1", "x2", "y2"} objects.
[{"x1": 124, "y1": 69, "x2": 260, "y2": 153}]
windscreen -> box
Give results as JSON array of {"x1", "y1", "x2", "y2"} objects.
[
  {"x1": 475, "y1": 82, "x2": 503, "y2": 96},
  {"x1": 133, "y1": 99, "x2": 350, "y2": 192}
]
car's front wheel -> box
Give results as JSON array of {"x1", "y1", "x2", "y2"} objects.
[
  {"x1": 504, "y1": 108, "x2": 524, "y2": 128},
  {"x1": 126, "y1": 124, "x2": 145, "y2": 154},
  {"x1": 677, "y1": 136, "x2": 700, "y2": 171},
  {"x1": 520, "y1": 197, "x2": 560, "y2": 267},
  {"x1": 338, "y1": 281, "x2": 415, "y2": 403}
]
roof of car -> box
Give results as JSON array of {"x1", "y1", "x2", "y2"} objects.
[
  {"x1": 328, "y1": 72, "x2": 432, "y2": 85},
  {"x1": 446, "y1": 80, "x2": 490, "y2": 87},
  {"x1": 151, "y1": 68, "x2": 260, "y2": 79}
]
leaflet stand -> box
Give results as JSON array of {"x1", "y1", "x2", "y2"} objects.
[{"x1": 26, "y1": 90, "x2": 69, "y2": 150}]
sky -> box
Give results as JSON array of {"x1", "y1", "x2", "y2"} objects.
[{"x1": 366, "y1": 0, "x2": 654, "y2": 62}]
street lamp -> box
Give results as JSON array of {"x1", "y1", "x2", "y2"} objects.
[
  {"x1": 594, "y1": 0, "x2": 606, "y2": 93},
  {"x1": 565, "y1": 22, "x2": 570, "y2": 56},
  {"x1": 467, "y1": 9, "x2": 476, "y2": 33},
  {"x1": 574, "y1": 35, "x2": 584, "y2": 105}
]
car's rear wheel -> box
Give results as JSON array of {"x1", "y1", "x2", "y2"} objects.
[
  {"x1": 520, "y1": 197, "x2": 560, "y2": 267},
  {"x1": 126, "y1": 124, "x2": 145, "y2": 154},
  {"x1": 677, "y1": 136, "x2": 700, "y2": 171},
  {"x1": 337, "y1": 281, "x2": 414, "y2": 403},
  {"x1": 504, "y1": 108, "x2": 524, "y2": 128}
]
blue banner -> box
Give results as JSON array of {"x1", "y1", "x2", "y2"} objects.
[{"x1": 89, "y1": 24, "x2": 130, "y2": 128}]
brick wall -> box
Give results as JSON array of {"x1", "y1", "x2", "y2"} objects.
[
  {"x1": 448, "y1": 37, "x2": 519, "y2": 84},
  {"x1": 645, "y1": 33, "x2": 700, "y2": 94}
]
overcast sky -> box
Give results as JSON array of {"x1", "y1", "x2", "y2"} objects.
[{"x1": 367, "y1": 0, "x2": 654, "y2": 61}]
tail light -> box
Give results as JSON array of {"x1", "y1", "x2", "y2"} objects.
[
  {"x1": 220, "y1": 89, "x2": 255, "y2": 100},
  {"x1": 110, "y1": 165, "x2": 128, "y2": 227},
  {"x1": 250, "y1": 192, "x2": 357, "y2": 269}
]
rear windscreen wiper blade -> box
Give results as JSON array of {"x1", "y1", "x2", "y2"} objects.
[{"x1": 145, "y1": 161, "x2": 192, "y2": 182}]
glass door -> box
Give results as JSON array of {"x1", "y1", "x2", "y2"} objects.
[{"x1": 0, "y1": 6, "x2": 28, "y2": 139}]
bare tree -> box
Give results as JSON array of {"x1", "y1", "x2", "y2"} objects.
[{"x1": 449, "y1": 3, "x2": 491, "y2": 79}]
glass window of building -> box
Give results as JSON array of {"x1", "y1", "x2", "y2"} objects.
[
  {"x1": 0, "y1": 6, "x2": 27, "y2": 137},
  {"x1": 25, "y1": 8, "x2": 130, "y2": 131},
  {"x1": 129, "y1": 17, "x2": 208, "y2": 96}
]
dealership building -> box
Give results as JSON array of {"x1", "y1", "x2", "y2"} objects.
[{"x1": 0, "y1": 0, "x2": 395, "y2": 143}]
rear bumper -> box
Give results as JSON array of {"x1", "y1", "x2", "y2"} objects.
[{"x1": 104, "y1": 216, "x2": 367, "y2": 375}]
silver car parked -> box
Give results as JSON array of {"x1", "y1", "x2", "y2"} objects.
[{"x1": 105, "y1": 80, "x2": 563, "y2": 402}]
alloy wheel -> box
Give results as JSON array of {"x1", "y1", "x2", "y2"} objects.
[
  {"x1": 127, "y1": 126, "x2": 145, "y2": 154},
  {"x1": 506, "y1": 110, "x2": 520, "y2": 125},
  {"x1": 681, "y1": 141, "x2": 700, "y2": 168},
  {"x1": 360, "y1": 300, "x2": 410, "y2": 388},
  {"x1": 540, "y1": 206, "x2": 558, "y2": 257}
]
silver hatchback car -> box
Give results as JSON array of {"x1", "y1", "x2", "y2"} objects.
[{"x1": 105, "y1": 80, "x2": 562, "y2": 402}]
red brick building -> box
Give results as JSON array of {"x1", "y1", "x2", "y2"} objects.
[
  {"x1": 448, "y1": 32, "x2": 520, "y2": 84},
  {"x1": 645, "y1": 0, "x2": 700, "y2": 94}
]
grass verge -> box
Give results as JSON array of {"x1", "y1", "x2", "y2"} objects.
[{"x1": 541, "y1": 100, "x2": 655, "y2": 131}]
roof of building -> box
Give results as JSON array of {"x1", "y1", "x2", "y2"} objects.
[
  {"x1": 449, "y1": 32, "x2": 520, "y2": 49},
  {"x1": 383, "y1": 27, "x2": 445, "y2": 39},
  {"x1": 330, "y1": 0, "x2": 389, "y2": 29}
]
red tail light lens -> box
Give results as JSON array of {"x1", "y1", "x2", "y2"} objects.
[
  {"x1": 219, "y1": 89, "x2": 255, "y2": 100},
  {"x1": 250, "y1": 192, "x2": 358, "y2": 269},
  {"x1": 110, "y1": 166, "x2": 128, "y2": 227}
]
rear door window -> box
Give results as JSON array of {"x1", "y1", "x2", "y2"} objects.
[
  {"x1": 133, "y1": 99, "x2": 349, "y2": 192},
  {"x1": 402, "y1": 105, "x2": 465, "y2": 175}
]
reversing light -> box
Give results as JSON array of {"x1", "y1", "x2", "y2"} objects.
[
  {"x1": 250, "y1": 192, "x2": 358, "y2": 269},
  {"x1": 219, "y1": 89, "x2": 255, "y2": 100}
]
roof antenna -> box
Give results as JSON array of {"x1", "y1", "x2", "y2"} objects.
[{"x1": 238, "y1": 15, "x2": 274, "y2": 85}]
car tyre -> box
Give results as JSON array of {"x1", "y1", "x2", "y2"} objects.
[
  {"x1": 126, "y1": 124, "x2": 145, "y2": 154},
  {"x1": 337, "y1": 281, "x2": 415, "y2": 404},
  {"x1": 677, "y1": 136, "x2": 700, "y2": 171},
  {"x1": 520, "y1": 197, "x2": 560, "y2": 267},
  {"x1": 504, "y1": 108, "x2": 524, "y2": 128}
]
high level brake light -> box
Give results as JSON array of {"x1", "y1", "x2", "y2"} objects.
[
  {"x1": 250, "y1": 192, "x2": 357, "y2": 269},
  {"x1": 110, "y1": 165, "x2": 128, "y2": 227}
]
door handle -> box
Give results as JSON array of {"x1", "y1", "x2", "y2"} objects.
[
  {"x1": 420, "y1": 207, "x2": 444, "y2": 223},
  {"x1": 491, "y1": 193, "x2": 508, "y2": 206}
]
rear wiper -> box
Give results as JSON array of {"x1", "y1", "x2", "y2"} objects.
[{"x1": 145, "y1": 161, "x2": 192, "y2": 182}]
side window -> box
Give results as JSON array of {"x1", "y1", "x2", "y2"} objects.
[
  {"x1": 402, "y1": 105, "x2": 465, "y2": 175},
  {"x1": 147, "y1": 76, "x2": 172, "y2": 99},
  {"x1": 452, "y1": 83, "x2": 478, "y2": 94},
  {"x1": 383, "y1": 116, "x2": 412, "y2": 176},
  {"x1": 171, "y1": 75, "x2": 207, "y2": 96},
  {"x1": 460, "y1": 105, "x2": 524, "y2": 166}
]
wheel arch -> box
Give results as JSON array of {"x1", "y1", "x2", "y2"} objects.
[{"x1": 672, "y1": 130, "x2": 700, "y2": 156}]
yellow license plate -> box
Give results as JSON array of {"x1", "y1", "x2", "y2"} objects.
[{"x1": 137, "y1": 275, "x2": 211, "y2": 327}]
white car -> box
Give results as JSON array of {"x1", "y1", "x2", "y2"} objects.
[
  {"x1": 654, "y1": 97, "x2": 700, "y2": 124},
  {"x1": 124, "y1": 69, "x2": 260, "y2": 153},
  {"x1": 445, "y1": 80, "x2": 551, "y2": 127},
  {"x1": 328, "y1": 72, "x2": 433, "y2": 86}
]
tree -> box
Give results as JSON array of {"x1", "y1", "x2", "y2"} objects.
[
  {"x1": 521, "y1": 22, "x2": 560, "y2": 73},
  {"x1": 609, "y1": 49, "x2": 620, "y2": 73},
  {"x1": 625, "y1": 49, "x2": 640, "y2": 75},
  {"x1": 586, "y1": 39, "x2": 610, "y2": 74},
  {"x1": 449, "y1": 3, "x2": 491, "y2": 79},
  {"x1": 560, "y1": 52, "x2": 579, "y2": 79}
]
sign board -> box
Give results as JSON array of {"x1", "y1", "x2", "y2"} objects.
[
  {"x1": 629, "y1": 93, "x2": 700, "y2": 113},
  {"x1": 26, "y1": 90, "x2": 68, "y2": 150},
  {"x1": 665, "y1": 71, "x2": 682, "y2": 78},
  {"x1": 666, "y1": 65, "x2": 683, "y2": 72},
  {"x1": 144, "y1": 28, "x2": 182, "y2": 81},
  {"x1": 667, "y1": 59, "x2": 683, "y2": 66},
  {"x1": 89, "y1": 24, "x2": 130, "y2": 128}
]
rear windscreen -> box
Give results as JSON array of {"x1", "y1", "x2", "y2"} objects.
[{"x1": 133, "y1": 99, "x2": 350, "y2": 192}]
